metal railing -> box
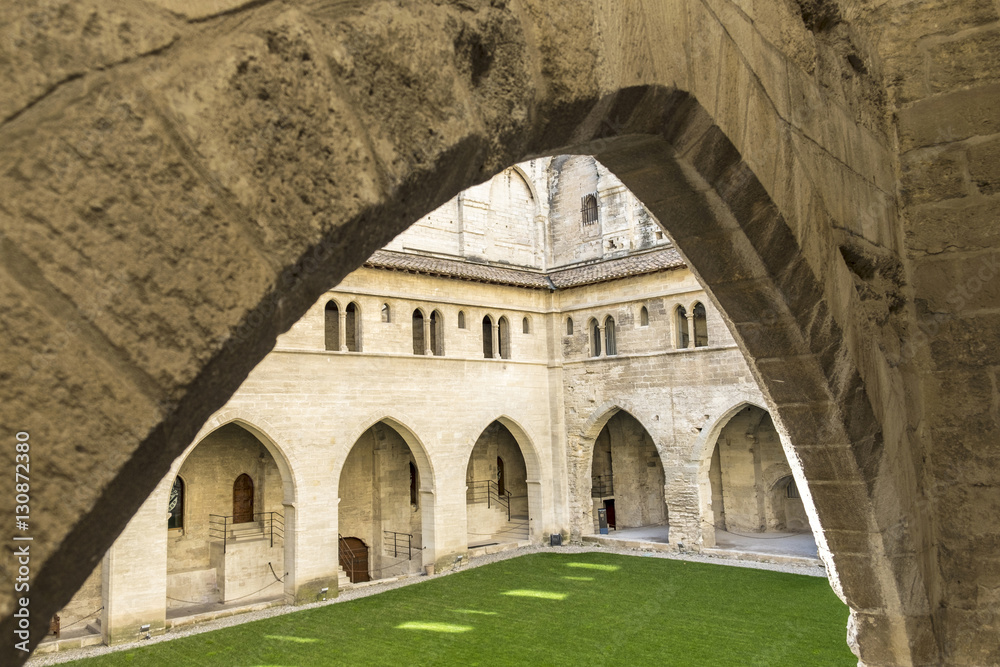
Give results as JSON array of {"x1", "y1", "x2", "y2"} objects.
[
  {"x1": 591, "y1": 475, "x2": 615, "y2": 499},
  {"x1": 208, "y1": 511, "x2": 284, "y2": 554},
  {"x1": 467, "y1": 479, "x2": 512, "y2": 521},
  {"x1": 338, "y1": 534, "x2": 368, "y2": 582},
  {"x1": 383, "y1": 531, "x2": 413, "y2": 559}
]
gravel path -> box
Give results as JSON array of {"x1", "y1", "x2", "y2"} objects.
[{"x1": 28, "y1": 543, "x2": 827, "y2": 666}]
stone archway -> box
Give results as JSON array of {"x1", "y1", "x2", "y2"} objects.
[{"x1": 1, "y1": 2, "x2": 964, "y2": 664}]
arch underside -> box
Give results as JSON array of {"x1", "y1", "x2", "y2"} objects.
[{"x1": 0, "y1": 3, "x2": 935, "y2": 664}]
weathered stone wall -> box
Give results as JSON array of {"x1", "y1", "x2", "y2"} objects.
[{"x1": 6, "y1": 0, "x2": 1000, "y2": 664}]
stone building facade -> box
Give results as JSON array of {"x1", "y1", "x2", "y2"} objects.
[{"x1": 50, "y1": 158, "x2": 812, "y2": 648}]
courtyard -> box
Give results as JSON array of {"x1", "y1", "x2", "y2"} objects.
[{"x1": 43, "y1": 549, "x2": 851, "y2": 667}]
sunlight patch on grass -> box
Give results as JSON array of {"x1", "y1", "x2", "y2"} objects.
[
  {"x1": 565, "y1": 562, "x2": 619, "y2": 571},
  {"x1": 450, "y1": 609, "x2": 499, "y2": 615},
  {"x1": 502, "y1": 589, "x2": 567, "y2": 600},
  {"x1": 396, "y1": 621, "x2": 473, "y2": 633},
  {"x1": 562, "y1": 576, "x2": 594, "y2": 581},
  {"x1": 263, "y1": 635, "x2": 319, "y2": 644}
]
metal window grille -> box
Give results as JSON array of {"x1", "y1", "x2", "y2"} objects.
[{"x1": 581, "y1": 194, "x2": 599, "y2": 225}]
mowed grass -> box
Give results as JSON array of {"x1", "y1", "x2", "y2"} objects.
[{"x1": 68, "y1": 552, "x2": 854, "y2": 666}]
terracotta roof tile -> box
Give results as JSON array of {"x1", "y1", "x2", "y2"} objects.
[{"x1": 364, "y1": 247, "x2": 685, "y2": 290}]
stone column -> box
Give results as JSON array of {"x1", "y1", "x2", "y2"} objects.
[
  {"x1": 493, "y1": 324, "x2": 500, "y2": 359},
  {"x1": 423, "y1": 317, "x2": 432, "y2": 356},
  {"x1": 101, "y1": 476, "x2": 170, "y2": 645},
  {"x1": 686, "y1": 313, "x2": 695, "y2": 349},
  {"x1": 338, "y1": 310, "x2": 347, "y2": 352}
]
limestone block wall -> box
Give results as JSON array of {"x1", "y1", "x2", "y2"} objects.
[{"x1": 275, "y1": 269, "x2": 552, "y2": 363}]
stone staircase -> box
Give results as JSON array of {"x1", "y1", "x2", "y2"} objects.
[
  {"x1": 497, "y1": 515, "x2": 529, "y2": 541},
  {"x1": 229, "y1": 523, "x2": 267, "y2": 542},
  {"x1": 336, "y1": 565, "x2": 352, "y2": 591}
]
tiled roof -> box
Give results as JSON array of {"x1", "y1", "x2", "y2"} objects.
[
  {"x1": 364, "y1": 247, "x2": 685, "y2": 290},
  {"x1": 365, "y1": 251, "x2": 552, "y2": 289},
  {"x1": 549, "y1": 248, "x2": 685, "y2": 288}
]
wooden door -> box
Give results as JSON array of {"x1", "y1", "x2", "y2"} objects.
[
  {"x1": 339, "y1": 537, "x2": 370, "y2": 583},
  {"x1": 233, "y1": 473, "x2": 254, "y2": 524},
  {"x1": 605, "y1": 499, "x2": 616, "y2": 530}
]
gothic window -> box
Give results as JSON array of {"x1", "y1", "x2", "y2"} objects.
[
  {"x1": 522, "y1": 317, "x2": 530, "y2": 334},
  {"x1": 693, "y1": 302, "x2": 708, "y2": 347},
  {"x1": 590, "y1": 318, "x2": 602, "y2": 357},
  {"x1": 676, "y1": 306, "x2": 689, "y2": 349},
  {"x1": 604, "y1": 316, "x2": 617, "y2": 356},
  {"x1": 581, "y1": 193, "x2": 599, "y2": 226},
  {"x1": 430, "y1": 310, "x2": 444, "y2": 356},
  {"x1": 640, "y1": 306, "x2": 649, "y2": 327},
  {"x1": 325, "y1": 301, "x2": 339, "y2": 351},
  {"x1": 498, "y1": 317, "x2": 511, "y2": 359},
  {"x1": 483, "y1": 316, "x2": 494, "y2": 359},
  {"x1": 458, "y1": 310, "x2": 466, "y2": 329},
  {"x1": 346, "y1": 302, "x2": 361, "y2": 352},
  {"x1": 167, "y1": 477, "x2": 184, "y2": 530},
  {"x1": 786, "y1": 477, "x2": 800, "y2": 499},
  {"x1": 567, "y1": 317, "x2": 574, "y2": 335},
  {"x1": 381, "y1": 303, "x2": 391, "y2": 323},
  {"x1": 412, "y1": 310, "x2": 425, "y2": 355}
]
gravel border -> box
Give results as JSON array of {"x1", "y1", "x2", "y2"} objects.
[{"x1": 28, "y1": 543, "x2": 827, "y2": 666}]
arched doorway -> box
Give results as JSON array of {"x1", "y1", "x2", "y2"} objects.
[
  {"x1": 338, "y1": 422, "x2": 424, "y2": 582},
  {"x1": 466, "y1": 422, "x2": 529, "y2": 548},
  {"x1": 706, "y1": 406, "x2": 815, "y2": 559},
  {"x1": 166, "y1": 423, "x2": 287, "y2": 612},
  {"x1": 588, "y1": 411, "x2": 668, "y2": 538}
]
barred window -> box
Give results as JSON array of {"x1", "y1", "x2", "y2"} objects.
[{"x1": 581, "y1": 193, "x2": 599, "y2": 225}]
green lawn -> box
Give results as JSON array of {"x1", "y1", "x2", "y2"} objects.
[{"x1": 68, "y1": 552, "x2": 854, "y2": 666}]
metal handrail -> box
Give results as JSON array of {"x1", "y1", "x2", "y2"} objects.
[
  {"x1": 208, "y1": 511, "x2": 284, "y2": 553},
  {"x1": 592, "y1": 475, "x2": 614, "y2": 498},
  {"x1": 339, "y1": 534, "x2": 367, "y2": 582},
  {"x1": 383, "y1": 530, "x2": 413, "y2": 559},
  {"x1": 467, "y1": 479, "x2": 512, "y2": 520}
]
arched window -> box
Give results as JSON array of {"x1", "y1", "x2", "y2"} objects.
[
  {"x1": 409, "y1": 461, "x2": 419, "y2": 507},
  {"x1": 640, "y1": 306, "x2": 649, "y2": 327},
  {"x1": 346, "y1": 302, "x2": 360, "y2": 352},
  {"x1": 482, "y1": 316, "x2": 494, "y2": 359},
  {"x1": 498, "y1": 317, "x2": 511, "y2": 359},
  {"x1": 381, "y1": 303, "x2": 391, "y2": 323},
  {"x1": 522, "y1": 316, "x2": 530, "y2": 334},
  {"x1": 604, "y1": 316, "x2": 617, "y2": 356},
  {"x1": 566, "y1": 317, "x2": 574, "y2": 335},
  {"x1": 676, "y1": 306, "x2": 689, "y2": 349},
  {"x1": 430, "y1": 310, "x2": 444, "y2": 356},
  {"x1": 324, "y1": 301, "x2": 340, "y2": 351},
  {"x1": 786, "y1": 477, "x2": 800, "y2": 499},
  {"x1": 458, "y1": 310, "x2": 466, "y2": 329},
  {"x1": 693, "y1": 302, "x2": 708, "y2": 347},
  {"x1": 167, "y1": 477, "x2": 184, "y2": 530},
  {"x1": 581, "y1": 193, "x2": 599, "y2": 225},
  {"x1": 412, "y1": 310, "x2": 425, "y2": 355},
  {"x1": 590, "y1": 318, "x2": 602, "y2": 357}
]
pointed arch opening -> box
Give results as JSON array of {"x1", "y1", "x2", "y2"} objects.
[
  {"x1": 412, "y1": 309, "x2": 425, "y2": 355},
  {"x1": 498, "y1": 316, "x2": 510, "y2": 359},
  {"x1": 338, "y1": 421, "x2": 428, "y2": 583},
  {"x1": 675, "y1": 305, "x2": 689, "y2": 349},
  {"x1": 704, "y1": 405, "x2": 815, "y2": 558},
  {"x1": 345, "y1": 301, "x2": 361, "y2": 352},
  {"x1": 589, "y1": 318, "x2": 601, "y2": 357},
  {"x1": 466, "y1": 421, "x2": 529, "y2": 549},
  {"x1": 482, "y1": 315, "x2": 494, "y2": 358},
  {"x1": 692, "y1": 302, "x2": 707, "y2": 348},
  {"x1": 167, "y1": 423, "x2": 288, "y2": 611},
  {"x1": 604, "y1": 316, "x2": 617, "y2": 356},
  {"x1": 587, "y1": 410, "x2": 668, "y2": 537},
  {"x1": 430, "y1": 310, "x2": 444, "y2": 356}
]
